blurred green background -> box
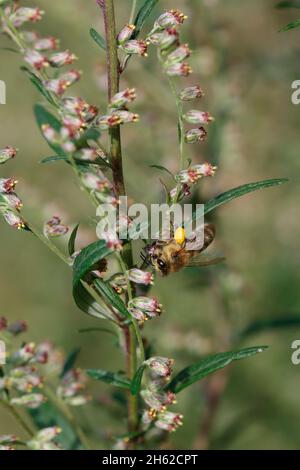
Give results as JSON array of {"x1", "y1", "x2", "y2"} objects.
[{"x1": 1, "y1": 0, "x2": 300, "y2": 449}]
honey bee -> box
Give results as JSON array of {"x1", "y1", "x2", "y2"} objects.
[{"x1": 143, "y1": 224, "x2": 219, "y2": 276}]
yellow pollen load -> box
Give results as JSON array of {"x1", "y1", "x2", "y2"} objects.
[{"x1": 174, "y1": 227, "x2": 186, "y2": 245}]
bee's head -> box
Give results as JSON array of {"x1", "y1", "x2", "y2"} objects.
[{"x1": 145, "y1": 242, "x2": 170, "y2": 276}]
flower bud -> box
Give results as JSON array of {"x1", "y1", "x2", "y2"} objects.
[
  {"x1": 10, "y1": 7, "x2": 44, "y2": 27},
  {"x1": 35, "y1": 427, "x2": 61, "y2": 444},
  {"x1": 43, "y1": 79, "x2": 68, "y2": 96},
  {"x1": 158, "y1": 27, "x2": 179, "y2": 50},
  {"x1": 141, "y1": 389, "x2": 176, "y2": 411},
  {"x1": 49, "y1": 50, "x2": 77, "y2": 67},
  {"x1": 2, "y1": 192, "x2": 23, "y2": 211},
  {"x1": 117, "y1": 24, "x2": 136, "y2": 44},
  {"x1": 101, "y1": 230, "x2": 123, "y2": 251},
  {"x1": 0, "y1": 177, "x2": 17, "y2": 193},
  {"x1": 2, "y1": 210, "x2": 25, "y2": 230},
  {"x1": 128, "y1": 269, "x2": 154, "y2": 286},
  {"x1": 146, "y1": 357, "x2": 174, "y2": 378},
  {"x1": 175, "y1": 163, "x2": 217, "y2": 184},
  {"x1": 179, "y1": 85, "x2": 205, "y2": 101},
  {"x1": 59, "y1": 69, "x2": 82, "y2": 86},
  {"x1": 24, "y1": 49, "x2": 49, "y2": 70},
  {"x1": 21, "y1": 31, "x2": 40, "y2": 42},
  {"x1": 183, "y1": 110, "x2": 214, "y2": 124},
  {"x1": 184, "y1": 127, "x2": 207, "y2": 143},
  {"x1": 82, "y1": 171, "x2": 112, "y2": 192},
  {"x1": 154, "y1": 9, "x2": 187, "y2": 30},
  {"x1": 16, "y1": 342, "x2": 36, "y2": 362},
  {"x1": 120, "y1": 40, "x2": 148, "y2": 57},
  {"x1": 165, "y1": 44, "x2": 191, "y2": 65},
  {"x1": 11, "y1": 393, "x2": 45, "y2": 409},
  {"x1": 34, "y1": 37, "x2": 59, "y2": 51},
  {"x1": 7, "y1": 320, "x2": 27, "y2": 335},
  {"x1": 165, "y1": 62, "x2": 192, "y2": 77},
  {"x1": 96, "y1": 114, "x2": 122, "y2": 130},
  {"x1": 0, "y1": 146, "x2": 17, "y2": 164},
  {"x1": 128, "y1": 297, "x2": 162, "y2": 323},
  {"x1": 0, "y1": 317, "x2": 7, "y2": 331},
  {"x1": 75, "y1": 148, "x2": 99, "y2": 162},
  {"x1": 155, "y1": 411, "x2": 183, "y2": 432},
  {"x1": 112, "y1": 110, "x2": 139, "y2": 124},
  {"x1": 44, "y1": 216, "x2": 69, "y2": 238},
  {"x1": 109, "y1": 88, "x2": 136, "y2": 109}
]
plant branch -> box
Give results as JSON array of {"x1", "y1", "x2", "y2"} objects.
[{"x1": 0, "y1": 399, "x2": 35, "y2": 438}]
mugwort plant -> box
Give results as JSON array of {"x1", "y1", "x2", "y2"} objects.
[{"x1": 0, "y1": 0, "x2": 287, "y2": 450}]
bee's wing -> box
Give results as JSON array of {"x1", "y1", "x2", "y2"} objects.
[
  {"x1": 185, "y1": 224, "x2": 216, "y2": 251},
  {"x1": 187, "y1": 252, "x2": 225, "y2": 267}
]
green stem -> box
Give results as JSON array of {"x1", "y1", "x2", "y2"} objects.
[
  {"x1": 101, "y1": 0, "x2": 139, "y2": 436},
  {"x1": 118, "y1": 254, "x2": 145, "y2": 363},
  {"x1": 0, "y1": 399, "x2": 35, "y2": 438},
  {"x1": 27, "y1": 222, "x2": 69, "y2": 264}
]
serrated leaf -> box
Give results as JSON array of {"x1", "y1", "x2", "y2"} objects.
[
  {"x1": 60, "y1": 347, "x2": 80, "y2": 378},
  {"x1": 239, "y1": 315, "x2": 300, "y2": 339},
  {"x1": 34, "y1": 103, "x2": 64, "y2": 155},
  {"x1": 21, "y1": 67, "x2": 56, "y2": 106},
  {"x1": 279, "y1": 19, "x2": 300, "y2": 31},
  {"x1": 132, "y1": 0, "x2": 160, "y2": 39},
  {"x1": 94, "y1": 278, "x2": 132, "y2": 320},
  {"x1": 167, "y1": 346, "x2": 268, "y2": 393},
  {"x1": 86, "y1": 369, "x2": 131, "y2": 389},
  {"x1": 193, "y1": 178, "x2": 288, "y2": 221},
  {"x1": 90, "y1": 28, "x2": 106, "y2": 51},
  {"x1": 130, "y1": 363, "x2": 147, "y2": 396},
  {"x1": 68, "y1": 224, "x2": 80, "y2": 256},
  {"x1": 276, "y1": 1, "x2": 300, "y2": 8}
]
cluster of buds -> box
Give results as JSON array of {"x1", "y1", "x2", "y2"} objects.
[
  {"x1": 27, "y1": 427, "x2": 62, "y2": 450},
  {"x1": 57, "y1": 369, "x2": 90, "y2": 406},
  {"x1": 43, "y1": 215, "x2": 69, "y2": 238},
  {"x1": 10, "y1": 392, "x2": 46, "y2": 409},
  {"x1": 0, "y1": 149, "x2": 26, "y2": 230},
  {"x1": 117, "y1": 23, "x2": 148, "y2": 57},
  {"x1": 43, "y1": 69, "x2": 82, "y2": 96},
  {"x1": 141, "y1": 356, "x2": 183, "y2": 433},
  {"x1": 175, "y1": 162, "x2": 217, "y2": 185},
  {"x1": 128, "y1": 297, "x2": 162, "y2": 324},
  {"x1": 34, "y1": 36, "x2": 60, "y2": 51},
  {"x1": 96, "y1": 88, "x2": 139, "y2": 131},
  {"x1": 1, "y1": 366, "x2": 43, "y2": 394}
]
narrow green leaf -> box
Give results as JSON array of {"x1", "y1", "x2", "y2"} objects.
[
  {"x1": 60, "y1": 347, "x2": 81, "y2": 378},
  {"x1": 150, "y1": 164, "x2": 174, "y2": 178},
  {"x1": 167, "y1": 346, "x2": 268, "y2": 394},
  {"x1": 68, "y1": 224, "x2": 80, "y2": 256},
  {"x1": 72, "y1": 240, "x2": 112, "y2": 287},
  {"x1": 40, "y1": 155, "x2": 68, "y2": 164},
  {"x1": 133, "y1": 0, "x2": 160, "y2": 38},
  {"x1": 131, "y1": 363, "x2": 147, "y2": 396},
  {"x1": 276, "y1": 0, "x2": 300, "y2": 8},
  {"x1": 21, "y1": 67, "x2": 56, "y2": 106},
  {"x1": 72, "y1": 240, "x2": 113, "y2": 319},
  {"x1": 78, "y1": 327, "x2": 117, "y2": 337},
  {"x1": 86, "y1": 369, "x2": 131, "y2": 389},
  {"x1": 193, "y1": 178, "x2": 288, "y2": 221},
  {"x1": 34, "y1": 103, "x2": 64, "y2": 155},
  {"x1": 279, "y1": 19, "x2": 300, "y2": 31},
  {"x1": 94, "y1": 278, "x2": 132, "y2": 320},
  {"x1": 73, "y1": 281, "x2": 111, "y2": 320},
  {"x1": 90, "y1": 28, "x2": 106, "y2": 50},
  {"x1": 239, "y1": 315, "x2": 300, "y2": 339}
]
